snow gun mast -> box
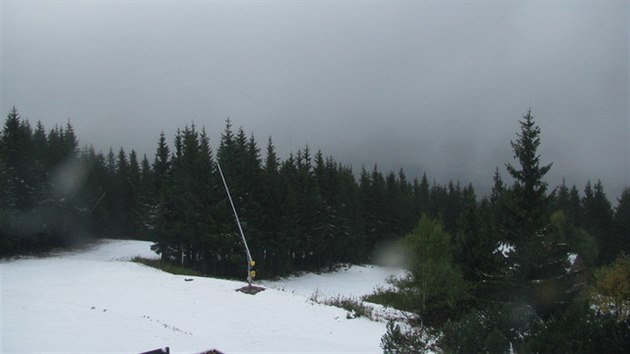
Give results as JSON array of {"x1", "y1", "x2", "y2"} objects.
[{"x1": 216, "y1": 162, "x2": 256, "y2": 286}]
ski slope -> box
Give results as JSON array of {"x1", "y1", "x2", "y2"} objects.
[
  {"x1": 1, "y1": 240, "x2": 401, "y2": 353},
  {"x1": 262, "y1": 265, "x2": 404, "y2": 301}
]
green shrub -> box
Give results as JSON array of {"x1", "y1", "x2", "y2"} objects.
[
  {"x1": 324, "y1": 295, "x2": 374, "y2": 320},
  {"x1": 381, "y1": 321, "x2": 435, "y2": 354},
  {"x1": 398, "y1": 216, "x2": 470, "y2": 315},
  {"x1": 363, "y1": 287, "x2": 416, "y2": 314},
  {"x1": 525, "y1": 300, "x2": 630, "y2": 353},
  {"x1": 440, "y1": 303, "x2": 542, "y2": 354},
  {"x1": 590, "y1": 254, "x2": 630, "y2": 320}
]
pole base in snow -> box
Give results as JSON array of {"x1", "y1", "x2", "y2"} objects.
[{"x1": 236, "y1": 284, "x2": 266, "y2": 295}]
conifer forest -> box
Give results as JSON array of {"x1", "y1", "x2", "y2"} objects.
[{"x1": 1, "y1": 107, "x2": 629, "y2": 352}]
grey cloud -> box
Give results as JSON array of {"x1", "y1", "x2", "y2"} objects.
[{"x1": 2, "y1": 1, "x2": 627, "y2": 199}]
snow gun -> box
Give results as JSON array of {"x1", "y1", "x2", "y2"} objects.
[{"x1": 217, "y1": 162, "x2": 265, "y2": 295}]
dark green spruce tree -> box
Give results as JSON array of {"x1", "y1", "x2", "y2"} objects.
[
  {"x1": 475, "y1": 169, "x2": 513, "y2": 303},
  {"x1": 257, "y1": 137, "x2": 288, "y2": 275},
  {"x1": 613, "y1": 187, "x2": 630, "y2": 256},
  {"x1": 412, "y1": 173, "x2": 430, "y2": 218},
  {"x1": 148, "y1": 132, "x2": 175, "y2": 261},
  {"x1": 504, "y1": 110, "x2": 570, "y2": 313},
  {"x1": 582, "y1": 180, "x2": 614, "y2": 265}
]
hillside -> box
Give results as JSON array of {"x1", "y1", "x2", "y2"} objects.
[{"x1": 1, "y1": 240, "x2": 401, "y2": 353}]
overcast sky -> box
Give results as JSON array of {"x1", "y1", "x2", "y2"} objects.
[{"x1": 1, "y1": 0, "x2": 628, "y2": 199}]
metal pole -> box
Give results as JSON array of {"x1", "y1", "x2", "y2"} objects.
[
  {"x1": 216, "y1": 161, "x2": 253, "y2": 285},
  {"x1": 90, "y1": 192, "x2": 107, "y2": 213}
]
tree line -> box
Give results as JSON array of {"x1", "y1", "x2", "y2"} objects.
[{"x1": 1, "y1": 107, "x2": 628, "y2": 281}]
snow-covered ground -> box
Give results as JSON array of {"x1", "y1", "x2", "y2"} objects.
[
  {"x1": 1, "y1": 239, "x2": 403, "y2": 353},
  {"x1": 262, "y1": 265, "x2": 404, "y2": 300}
]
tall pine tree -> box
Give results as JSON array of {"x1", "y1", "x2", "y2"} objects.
[{"x1": 504, "y1": 110, "x2": 569, "y2": 313}]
